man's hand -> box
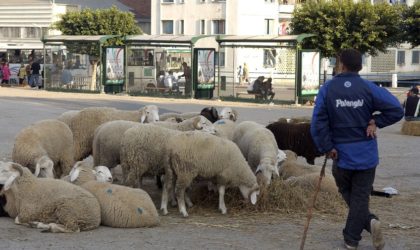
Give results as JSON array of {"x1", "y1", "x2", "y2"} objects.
[
  {"x1": 367, "y1": 119, "x2": 377, "y2": 138},
  {"x1": 327, "y1": 148, "x2": 338, "y2": 160}
]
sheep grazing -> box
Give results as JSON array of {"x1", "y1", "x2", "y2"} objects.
[
  {"x1": 120, "y1": 124, "x2": 180, "y2": 188},
  {"x1": 69, "y1": 163, "x2": 159, "y2": 228},
  {"x1": 213, "y1": 119, "x2": 237, "y2": 140},
  {"x1": 12, "y1": 119, "x2": 74, "y2": 178},
  {"x1": 266, "y1": 120, "x2": 322, "y2": 164},
  {"x1": 93, "y1": 120, "x2": 141, "y2": 169},
  {"x1": 219, "y1": 107, "x2": 239, "y2": 121},
  {"x1": 232, "y1": 121, "x2": 283, "y2": 186},
  {"x1": 34, "y1": 155, "x2": 55, "y2": 178},
  {"x1": 162, "y1": 131, "x2": 260, "y2": 217},
  {"x1": 0, "y1": 162, "x2": 100, "y2": 233},
  {"x1": 67, "y1": 105, "x2": 159, "y2": 161}
]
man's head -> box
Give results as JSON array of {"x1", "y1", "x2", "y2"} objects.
[
  {"x1": 409, "y1": 87, "x2": 419, "y2": 96},
  {"x1": 182, "y1": 62, "x2": 188, "y2": 68},
  {"x1": 339, "y1": 49, "x2": 362, "y2": 73}
]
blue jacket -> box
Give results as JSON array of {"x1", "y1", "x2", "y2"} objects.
[{"x1": 311, "y1": 72, "x2": 403, "y2": 170}]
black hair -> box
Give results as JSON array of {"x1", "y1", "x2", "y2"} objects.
[
  {"x1": 339, "y1": 49, "x2": 362, "y2": 72},
  {"x1": 410, "y1": 87, "x2": 419, "y2": 95}
]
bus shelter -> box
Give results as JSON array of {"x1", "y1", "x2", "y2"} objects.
[
  {"x1": 42, "y1": 35, "x2": 116, "y2": 92},
  {"x1": 124, "y1": 35, "x2": 218, "y2": 98},
  {"x1": 215, "y1": 34, "x2": 316, "y2": 104}
]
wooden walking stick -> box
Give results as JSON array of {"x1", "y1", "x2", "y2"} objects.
[{"x1": 299, "y1": 155, "x2": 328, "y2": 250}]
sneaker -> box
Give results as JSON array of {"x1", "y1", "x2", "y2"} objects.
[
  {"x1": 371, "y1": 219, "x2": 385, "y2": 250},
  {"x1": 344, "y1": 241, "x2": 357, "y2": 250}
]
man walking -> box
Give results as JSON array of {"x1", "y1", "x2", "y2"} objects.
[{"x1": 310, "y1": 49, "x2": 403, "y2": 250}]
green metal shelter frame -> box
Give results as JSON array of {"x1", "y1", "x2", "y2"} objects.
[
  {"x1": 123, "y1": 35, "x2": 215, "y2": 98},
  {"x1": 215, "y1": 34, "x2": 315, "y2": 104},
  {"x1": 42, "y1": 35, "x2": 118, "y2": 91}
]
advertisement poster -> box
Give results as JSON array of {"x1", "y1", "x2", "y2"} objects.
[
  {"x1": 196, "y1": 49, "x2": 215, "y2": 86},
  {"x1": 105, "y1": 47, "x2": 124, "y2": 84},
  {"x1": 301, "y1": 51, "x2": 320, "y2": 95}
]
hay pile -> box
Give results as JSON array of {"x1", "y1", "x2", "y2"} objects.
[
  {"x1": 190, "y1": 177, "x2": 346, "y2": 216},
  {"x1": 401, "y1": 120, "x2": 420, "y2": 136}
]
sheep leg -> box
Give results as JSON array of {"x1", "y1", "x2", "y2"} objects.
[
  {"x1": 185, "y1": 188, "x2": 193, "y2": 208},
  {"x1": 218, "y1": 185, "x2": 227, "y2": 215},
  {"x1": 175, "y1": 185, "x2": 188, "y2": 218},
  {"x1": 160, "y1": 168, "x2": 173, "y2": 215},
  {"x1": 27, "y1": 221, "x2": 74, "y2": 233}
]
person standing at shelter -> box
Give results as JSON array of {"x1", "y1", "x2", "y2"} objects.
[
  {"x1": 310, "y1": 49, "x2": 403, "y2": 250},
  {"x1": 179, "y1": 62, "x2": 191, "y2": 96},
  {"x1": 1, "y1": 62, "x2": 11, "y2": 86},
  {"x1": 237, "y1": 65, "x2": 243, "y2": 84},
  {"x1": 242, "y1": 63, "x2": 249, "y2": 84},
  {"x1": 18, "y1": 63, "x2": 27, "y2": 86},
  {"x1": 31, "y1": 59, "x2": 41, "y2": 89},
  {"x1": 403, "y1": 87, "x2": 420, "y2": 121}
]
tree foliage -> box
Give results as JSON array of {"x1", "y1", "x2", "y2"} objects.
[
  {"x1": 402, "y1": 2, "x2": 420, "y2": 47},
  {"x1": 53, "y1": 6, "x2": 142, "y2": 55},
  {"x1": 290, "y1": 0, "x2": 403, "y2": 58}
]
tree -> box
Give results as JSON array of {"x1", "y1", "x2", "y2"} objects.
[
  {"x1": 54, "y1": 6, "x2": 142, "y2": 90},
  {"x1": 402, "y1": 2, "x2": 420, "y2": 47},
  {"x1": 290, "y1": 0, "x2": 403, "y2": 67}
]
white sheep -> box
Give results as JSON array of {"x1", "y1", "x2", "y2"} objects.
[
  {"x1": 67, "y1": 105, "x2": 159, "y2": 161},
  {"x1": 12, "y1": 119, "x2": 74, "y2": 178},
  {"x1": 213, "y1": 119, "x2": 237, "y2": 140},
  {"x1": 0, "y1": 162, "x2": 101, "y2": 233},
  {"x1": 232, "y1": 121, "x2": 283, "y2": 185},
  {"x1": 285, "y1": 173, "x2": 338, "y2": 194},
  {"x1": 61, "y1": 159, "x2": 113, "y2": 184},
  {"x1": 155, "y1": 115, "x2": 216, "y2": 134},
  {"x1": 278, "y1": 150, "x2": 330, "y2": 179},
  {"x1": 219, "y1": 107, "x2": 239, "y2": 121},
  {"x1": 120, "y1": 124, "x2": 181, "y2": 188},
  {"x1": 69, "y1": 164, "x2": 159, "y2": 228},
  {"x1": 57, "y1": 110, "x2": 79, "y2": 126},
  {"x1": 161, "y1": 131, "x2": 260, "y2": 217}
]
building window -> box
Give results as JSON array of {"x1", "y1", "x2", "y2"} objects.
[
  {"x1": 161, "y1": 0, "x2": 174, "y2": 3},
  {"x1": 215, "y1": 50, "x2": 225, "y2": 67},
  {"x1": 397, "y1": 50, "x2": 405, "y2": 65},
  {"x1": 162, "y1": 20, "x2": 174, "y2": 34},
  {"x1": 412, "y1": 51, "x2": 419, "y2": 64},
  {"x1": 0, "y1": 27, "x2": 21, "y2": 38},
  {"x1": 265, "y1": 19, "x2": 274, "y2": 35},
  {"x1": 212, "y1": 20, "x2": 225, "y2": 34},
  {"x1": 179, "y1": 20, "x2": 184, "y2": 35},
  {"x1": 200, "y1": 20, "x2": 206, "y2": 35}
]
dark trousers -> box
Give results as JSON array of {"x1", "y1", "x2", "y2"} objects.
[{"x1": 332, "y1": 162, "x2": 377, "y2": 246}]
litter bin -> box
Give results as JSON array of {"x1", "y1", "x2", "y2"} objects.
[
  {"x1": 195, "y1": 84, "x2": 214, "y2": 99},
  {"x1": 104, "y1": 84, "x2": 123, "y2": 94}
]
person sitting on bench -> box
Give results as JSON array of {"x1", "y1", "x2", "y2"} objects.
[
  {"x1": 247, "y1": 76, "x2": 265, "y2": 99},
  {"x1": 262, "y1": 77, "x2": 275, "y2": 101}
]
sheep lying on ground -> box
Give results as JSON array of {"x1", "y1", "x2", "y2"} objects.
[
  {"x1": 232, "y1": 121, "x2": 284, "y2": 186},
  {"x1": 12, "y1": 119, "x2": 74, "y2": 178},
  {"x1": 69, "y1": 163, "x2": 159, "y2": 228},
  {"x1": 219, "y1": 107, "x2": 239, "y2": 121},
  {"x1": 213, "y1": 119, "x2": 237, "y2": 140},
  {"x1": 285, "y1": 173, "x2": 338, "y2": 194},
  {"x1": 67, "y1": 105, "x2": 159, "y2": 161},
  {"x1": 266, "y1": 120, "x2": 322, "y2": 164},
  {"x1": 278, "y1": 150, "x2": 329, "y2": 179},
  {"x1": 0, "y1": 162, "x2": 100, "y2": 233},
  {"x1": 162, "y1": 131, "x2": 260, "y2": 217},
  {"x1": 61, "y1": 159, "x2": 113, "y2": 184}
]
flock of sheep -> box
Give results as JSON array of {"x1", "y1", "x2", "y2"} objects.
[{"x1": 0, "y1": 104, "x2": 337, "y2": 233}]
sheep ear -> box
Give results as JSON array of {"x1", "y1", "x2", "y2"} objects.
[
  {"x1": 140, "y1": 111, "x2": 146, "y2": 123},
  {"x1": 69, "y1": 168, "x2": 81, "y2": 182},
  {"x1": 3, "y1": 173, "x2": 19, "y2": 191},
  {"x1": 250, "y1": 190, "x2": 259, "y2": 205},
  {"x1": 273, "y1": 165, "x2": 280, "y2": 177},
  {"x1": 231, "y1": 110, "x2": 238, "y2": 121},
  {"x1": 193, "y1": 116, "x2": 203, "y2": 130},
  {"x1": 10, "y1": 163, "x2": 24, "y2": 176},
  {"x1": 255, "y1": 165, "x2": 263, "y2": 174}
]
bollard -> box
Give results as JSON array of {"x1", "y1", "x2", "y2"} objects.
[{"x1": 391, "y1": 74, "x2": 398, "y2": 88}]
